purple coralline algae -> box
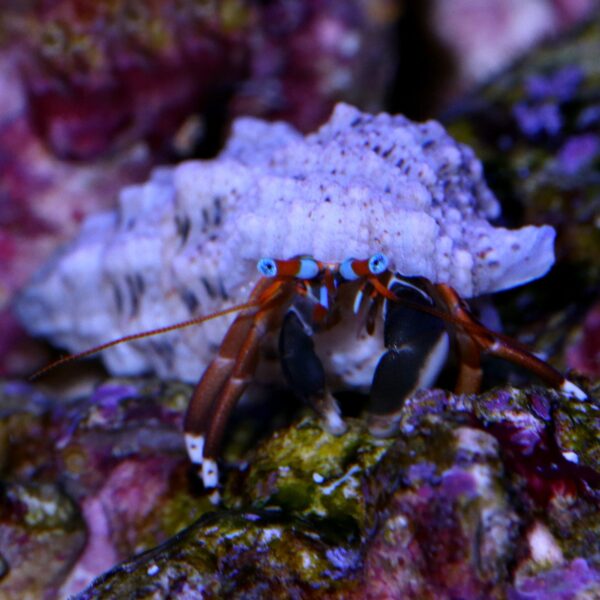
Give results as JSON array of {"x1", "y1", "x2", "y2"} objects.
[
  {"x1": 510, "y1": 558, "x2": 600, "y2": 599},
  {"x1": 0, "y1": 378, "x2": 207, "y2": 597},
  {"x1": 556, "y1": 133, "x2": 600, "y2": 174},
  {"x1": 37, "y1": 383, "x2": 595, "y2": 598},
  {"x1": 567, "y1": 303, "x2": 600, "y2": 378},
  {"x1": 513, "y1": 66, "x2": 585, "y2": 139},
  {"x1": 513, "y1": 101, "x2": 564, "y2": 138},
  {"x1": 1, "y1": 377, "x2": 598, "y2": 597},
  {"x1": 0, "y1": 53, "x2": 153, "y2": 377},
  {"x1": 526, "y1": 65, "x2": 585, "y2": 101}
]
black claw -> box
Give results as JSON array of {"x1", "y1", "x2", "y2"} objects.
[
  {"x1": 279, "y1": 310, "x2": 326, "y2": 399},
  {"x1": 369, "y1": 278, "x2": 448, "y2": 417}
]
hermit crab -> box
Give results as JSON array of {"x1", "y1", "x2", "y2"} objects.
[{"x1": 17, "y1": 104, "x2": 586, "y2": 498}]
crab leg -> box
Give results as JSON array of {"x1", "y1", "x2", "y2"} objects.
[
  {"x1": 436, "y1": 284, "x2": 587, "y2": 399},
  {"x1": 453, "y1": 331, "x2": 483, "y2": 393},
  {"x1": 183, "y1": 277, "x2": 293, "y2": 493}
]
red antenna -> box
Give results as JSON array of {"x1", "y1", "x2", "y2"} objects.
[{"x1": 30, "y1": 298, "x2": 263, "y2": 380}]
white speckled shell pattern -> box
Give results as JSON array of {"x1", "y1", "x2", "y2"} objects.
[{"x1": 16, "y1": 103, "x2": 555, "y2": 382}]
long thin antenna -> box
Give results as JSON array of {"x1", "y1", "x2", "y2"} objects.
[{"x1": 30, "y1": 299, "x2": 262, "y2": 380}]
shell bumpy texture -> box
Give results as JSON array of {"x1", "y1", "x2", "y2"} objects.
[{"x1": 16, "y1": 103, "x2": 555, "y2": 382}]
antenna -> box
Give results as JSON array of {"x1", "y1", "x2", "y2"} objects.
[{"x1": 30, "y1": 298, "x2": 262, "y2": 380}]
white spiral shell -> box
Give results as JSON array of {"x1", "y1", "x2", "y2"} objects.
[{"x1": 16, "y1": 103, "x2": 555, "y2": 382}]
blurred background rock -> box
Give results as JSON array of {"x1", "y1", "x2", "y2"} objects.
[{"x1": 1, "y1": 2, "x2": 599, "y2": 597}]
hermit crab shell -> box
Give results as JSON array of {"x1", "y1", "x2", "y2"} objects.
[{"x1": 17, "y1": 103, "x2": 554, "y2": 381}]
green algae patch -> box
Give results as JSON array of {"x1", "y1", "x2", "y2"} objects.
[
  {"x1": 225, "y1": 397, "x2": 481, "y2": 541},
  {"x1": 132, "y1": 467, "x2": 216, "y2": 554},
  {"x1": 227, "y1": 416, "x2": 396, "y2": 535}
]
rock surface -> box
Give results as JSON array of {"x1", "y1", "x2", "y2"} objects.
[
  {"x1": 82, "y1": 385, "x2": 600, "y2": 597},
  {"x1": 2, "y1": 379, "x2": 599, "y2": 598}
]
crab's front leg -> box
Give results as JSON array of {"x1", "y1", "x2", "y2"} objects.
[
  {"x1": 183, "y1": 277, "x2": 293, "y2": 496},
  {"x1": 367, "y1": 276, "x2": 450, "y2": 436}
]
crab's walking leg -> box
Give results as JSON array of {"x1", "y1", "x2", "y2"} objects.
[
  {"x1": 184, "y1": 278, "x2": 292, "y2": 495},
  {"x1": 436, "y1": 284, "x2": 587, "y2": 400},
  {"x1": 368, "y1": 278, "x2": 449, "y2": 437},
  {"x1": 279, "y1": 310, "x2": 347, "y2": 435}
]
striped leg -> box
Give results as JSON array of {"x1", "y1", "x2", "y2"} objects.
[
  {"x1": 368, "y1": 278, "x2": 449, "y2": 437},
  {"x1": 435, "y1": 284, "x2": 587, "y2": 400},
  {"x1": 183, "y1": 278, "x2": 292, "y2": 499}
]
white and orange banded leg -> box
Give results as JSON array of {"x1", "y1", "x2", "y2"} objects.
[
  {"x1": 435, "y1": 283, "x2": 587, "y2": 400},
  {"x1": 183, "y1": 277, "x2": 294, "y2": 500}
]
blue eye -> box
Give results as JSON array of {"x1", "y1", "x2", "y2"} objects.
[
  {"x1": 257, "y1": 258, "x2": 277, "y2": 277},
  {"x1": 296, "y1": 258, "x2": 320, "y2": 279},
  {"x1": 368, "y1": 253, "x2": 388, "y2": 275},
  {"x1": 339, "y1": 258, "x2": 359, "y2": 281}
]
